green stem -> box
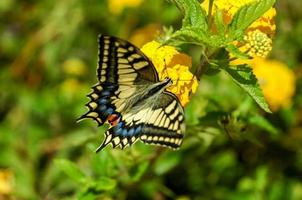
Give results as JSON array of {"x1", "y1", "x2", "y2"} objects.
[
  {"x1": 207, "y1": 0, "x2": 214, "y2": 27},
  {"x1": 195, "y1": 47, "x2": 218, "y2": 80}
]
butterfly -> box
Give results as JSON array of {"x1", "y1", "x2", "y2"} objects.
[{"x1": 78, "y1": 35, "x2": 185, "y2": 152}]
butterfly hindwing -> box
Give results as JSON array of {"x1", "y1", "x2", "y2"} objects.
[
  {"x1": 139, "y1": 91, "x2": 185, "y2": 148},
  {"x1": 77, "y1": 83, "x2": 118, "y2": 126},
  {"x1": 95, "y1": 91, "x2": 185, "y2": 151}
]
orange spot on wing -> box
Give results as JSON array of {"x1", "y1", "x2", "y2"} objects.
[{"x1": 107, "y1": 114, "x2": 121, "y2": 126}]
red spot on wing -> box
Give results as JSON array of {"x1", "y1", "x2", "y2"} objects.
[{"x1": 107, "y1": 114, "x2": 121, "y2": 126}]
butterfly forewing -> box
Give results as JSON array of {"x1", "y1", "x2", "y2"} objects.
[{"x1": 98, "y1": 35, "x2": 159, "y2": 84}]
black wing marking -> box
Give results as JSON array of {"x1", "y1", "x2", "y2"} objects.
[{"x1": 98, "y1": 35, "x2": 159, "y2": 85}]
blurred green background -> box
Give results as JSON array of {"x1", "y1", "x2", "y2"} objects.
[{"x1": 1, "y1": 0, "x2": 302, "y2": 199}]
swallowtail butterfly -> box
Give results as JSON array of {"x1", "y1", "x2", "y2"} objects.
[{"x1": 78, "y1": 35, "x2": 185, "y2": 151}]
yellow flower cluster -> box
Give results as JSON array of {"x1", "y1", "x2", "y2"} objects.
[
  {"x1": 141, "y1": 41, "x2": 198, "y2": 107},
  {"x1": 252, "y1": 58, "x2": 295, "y2": 111},
  {"x1": 108, "y1": 0, "x2": 143, "y2": 15},
  {"x1": 201, "y1": 0, "x2": 276, "y2": 59},
  {"x1": 243, "y1": 30, "x2": 272, "y2": 58},
  {"x1": 201, "y1": 0, "x2": 294, "y2": 111}
]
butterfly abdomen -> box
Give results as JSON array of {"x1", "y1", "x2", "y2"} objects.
[
  {"x1": 145, "y1": 78, "x2": 172, "y2": 97},
  {"x1": 130, "y1": 78, "x2": 173, "y2": 109}
]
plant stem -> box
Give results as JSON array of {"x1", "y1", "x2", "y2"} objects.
[{"x1": 208, "y1": 0, "x2": 214, "y2": 27}]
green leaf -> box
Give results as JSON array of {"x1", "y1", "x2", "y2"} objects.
[
  {"x1": 164, "y1": 26, "x2": 210, "y2": 46},
  {"x1": 248, "y1": 114, "x2": 278, "y2": 135},
  {"x1": 214, "y1": 9, "x2": 225, "y2": 36},
  {"x1": 170, "y1": 0, "x2": 208, "y2": 31},
  {"x1": 54, "y1": 159, "x2": 87, "y2": 183},
  {"x1": 78, "y1": 192, "x2": 96, "y2": 200},
  {"x1": 154, "y1": 152, "x2": 181, "y2": 175},
  {"x1": 223, "y1": 65, "x2": 271, "y2": 113},
  {"x1": 229, "y1": 0, "x2": 275, "y2": 34},
  {"x1": 94, "y1": 177, "x2": 117, "y2": 191},
  {"x1": 130, "y1": 161, "x2": 149, "y2": 182},
  {"x1": 226, "y1": 44, "x2": 250, "y2": 59}
]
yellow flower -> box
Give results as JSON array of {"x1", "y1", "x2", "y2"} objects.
[
  {"x1": 62, "y1": 58, "x2": 87, "y2": 76},
  {"x1": 129, "y1": 23, "x2": 161, "y2": 48},
  {"x1": 0, "y1": 169, "x2": 13, "y2": 195},
  {"x1": 201, "y1": 0, "x2": 276, "y2": 61},
  {"x1": 108, "y1": 0, "x2": 143, "y2": 15},
  {"x1": 243, "y1": 29, "x2": 272, "y2": 58},
  {"x1": 141, "y1": 41, "x2": 198, "y2": 107},
  {"x1": 252, "y1": 58, "x2": 295, "y2": 111},
  {"x1": 231, "y1": 29, "x2": 273, "y2": 65}
]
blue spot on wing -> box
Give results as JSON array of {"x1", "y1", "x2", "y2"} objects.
[
  {"x1": 111, "y1": 122, "x2": 143, "y2": 137},
  {"x1": 100, "y1": 90, "x2": 111, "y2": 96},
  {"x1": 99, "y1": 98, "x2": 108, "y2": 104},
  {"x1": 121, "y1": 129, "x2": 128, "y2": 137},
  {"x1": 99, "y1": 105, "x2": 107, "y2": 111},
  {"x1": 104, "y1": 107, "x2": 114, "y2": 115},
  {"x1": 128, "y1": 128, "x2": 135, "y2": 136},
  {"x1": 135, "y1": 126, "x2": 142, "y2": 135},
  {"x1": 115, "y1": 127, "x2": 123, "y2": 135}
]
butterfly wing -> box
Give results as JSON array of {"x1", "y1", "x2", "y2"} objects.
[
  {"x1": 97, "y1": 35, "x2": 159, "y2": 84},
  {"x1": 139, "y1": 91, "x2": 185, "y2": 148},
  {"x1": 78, "y1": 35, "x2": 158, "y2": 125},
  {"x1": 96, "y1": 91, "x2": 185, "y2": 151}
]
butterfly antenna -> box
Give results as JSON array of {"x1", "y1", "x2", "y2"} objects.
[{"x1": 163, "y1": 58, "x2": 171, "y2": 78}]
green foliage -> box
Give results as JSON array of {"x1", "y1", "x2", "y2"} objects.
[
  {"x1": 167, "y1": 0, "x2": 274, "y2": 113},
  {"x1": 55, "y1": 159, "x2": 87, "y2": 184},
  {"x1": 1, "y1": 0, "x2": 302, "y2": 199},
  {"x1": 222, "y1": 65, "x2": 271, "y2": 113},
  {"x1": 170, "y1": 0, "x2": 208, "y2": 30},
  {"x1": 229, "y1": 0, "x2": 276, "y2": 36}
]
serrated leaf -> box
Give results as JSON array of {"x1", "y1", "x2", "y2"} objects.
[
  {"x1": 223, "y1": 65, "x2": 271, "y2": 113},
  {"x1": 226, "y1": 44, "x2": 250, "y2": 59},
  {"x1": 55, "y1": 159, "x2": 87, "y2": 183},
  {"x1": 164, "y1": 27, "x2": 210, "y2": 46},
  {"x1": 171, "y1": 0, "x2": 208, "y2": 31},
  {"x1": 229, "y1": 0, "x2": 275, "y2": 34}
]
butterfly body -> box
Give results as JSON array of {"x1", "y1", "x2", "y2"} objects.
[{"x1": 78, "y1": 35, "x2": 185, "y2": 151}]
